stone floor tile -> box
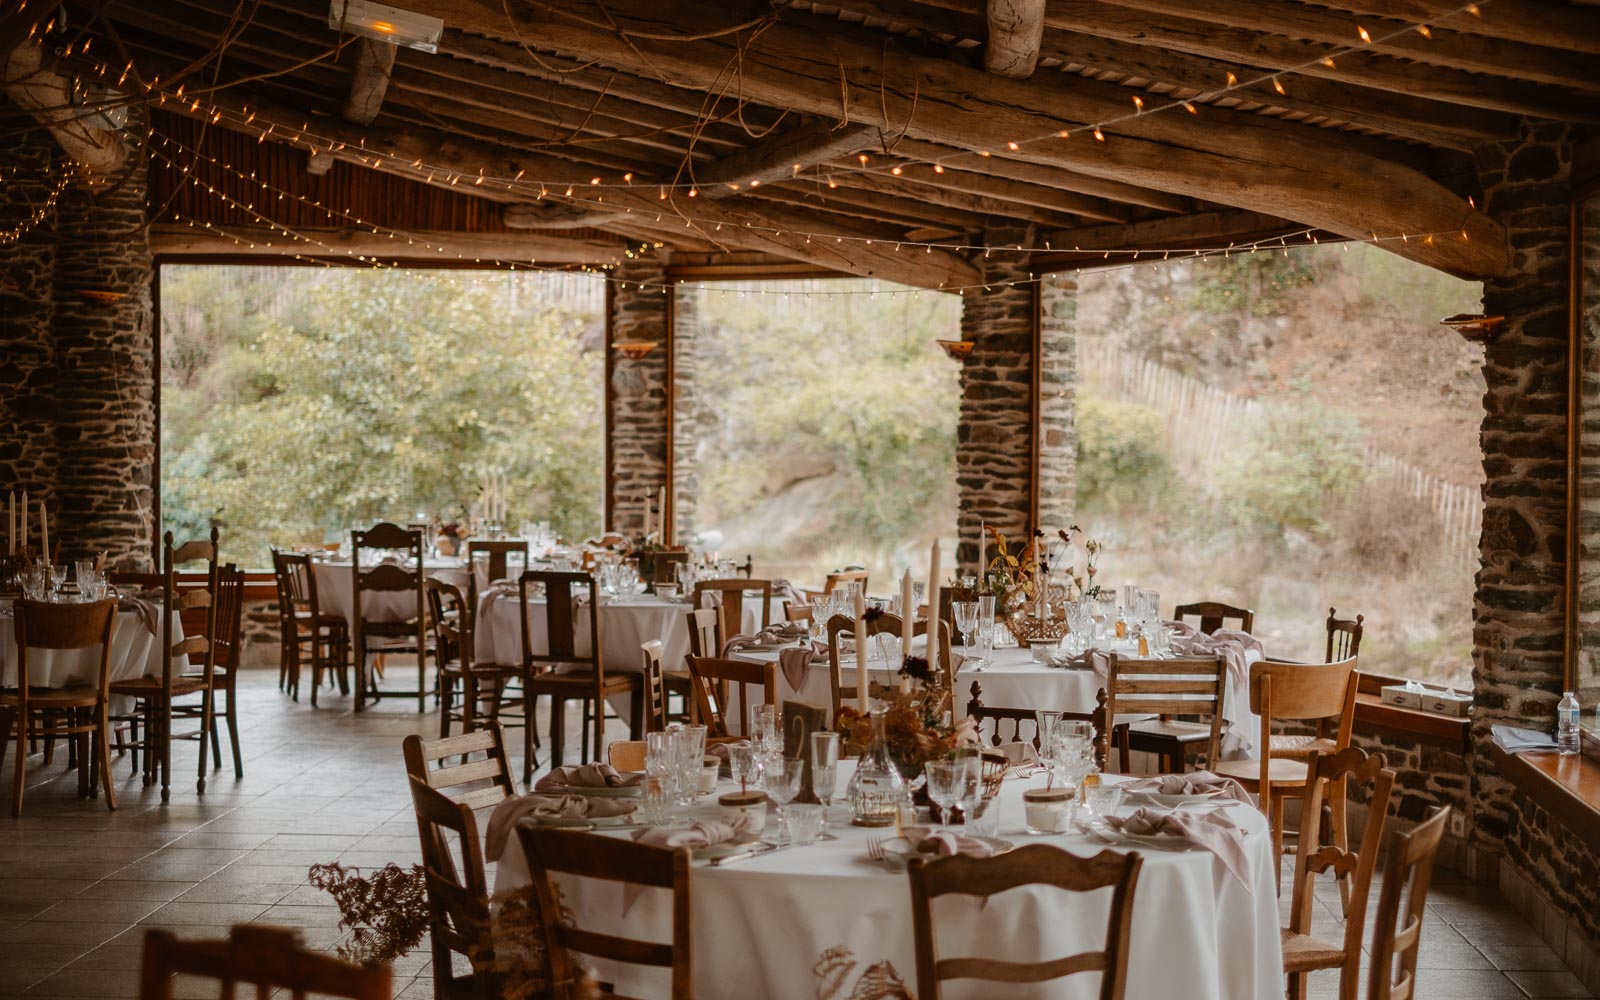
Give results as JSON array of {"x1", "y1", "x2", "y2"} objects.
[
  {"x1": 137, "y1": 901, "x2": 271, "y2": 926},
  {"x1": 32, "y1": 898, "x2": 166, "y2": 924},
  {"x1": 1478, "y1": 944, "x2": 1572, "y2": 972},
  {"x1": 175, "y1": 880, "x2": 298, "y2": 905},
  {"x1": 22, "y1": 967, "x2": 143, "y2": 997},
  {"x1": 71, "y1": 880, "x2": 195, "y2": 902},
  {"x1": 1507, "y1": 970, "x2": 1595, "y2": 998}
]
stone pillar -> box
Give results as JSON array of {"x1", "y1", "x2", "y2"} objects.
[
  {"x1": 956, "y1": 223, "x2": 1037, "y2": 576},
  {"x1": 0, "y1": 118, "x2": 60, "y2": 548},
  {"x1": 51, "y1": 119, "x2": 156, "y2": 570},
  {"x1": 1038, "y1": 272, "x2": 1077, "y2": 529},
  {"x1": 670, "y1": 282, "x2": 702, "y2": 544},
  {"x1": 607, "y1": 254, "x2": 673, "y2": 539}
]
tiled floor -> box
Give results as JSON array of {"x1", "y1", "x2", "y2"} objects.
[{"x1": 0, "y1": 668, "x2": 1594, "y2": 999}]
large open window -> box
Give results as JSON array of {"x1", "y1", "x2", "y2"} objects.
[{"x1": 158, "y1": 266, "x2": 606, "y2": 567}]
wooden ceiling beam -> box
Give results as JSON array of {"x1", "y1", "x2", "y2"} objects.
[
  {"x1": 1301, "y1": 0, "x2": 1600, "y2": 57},
  {"x1": 697, "y1": 121, "x2": 879, "y2": 195},
  {"x1": 1041, "y1": 208, "x2": 1312, "y2": 252},
  {"x1": 824, "y1": 167, "x2": 1087, "y2": 227},
  {"x1": 137, "y1": 86, "x2": 980, "y2": 289},
  {"x1": 1, "y1": 41, "x2": 127, "y2": 185},
  {"x1": 814, "y1": 0, "x2": 1513, "y2": 149},
  {"x1": 150, "y1": 222, "x2": 628, "y2": 263},
  {"x1": 887, "y1": 139, "x2": 1192, "y2": 213},
  {"x1": 342, "y1": 38, "x2": 395, "y2": 125},
  {"x1": 753, "y1": 180, "x2": 990, "y2": 230},
  {"x1": 1095, "y1": 0, "x2": 1600, "y2": 92},
  {"x1": 985, "y1": 0, "x2": 1046, "y2": 78},
  {"x1": 829, "y1": 158, "x2": 1131, "y2": 223},
  {"x1": 1035, "y1": 0, "x2": 1594, "y2": 120},
  {"x1": 394, "y1": 0, "x2": 1505, "y2": 277}
]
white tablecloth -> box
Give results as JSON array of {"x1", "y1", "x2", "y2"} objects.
[
  {"x1": 736, "y1": 640, "x2": 1263, "y2": 758},
  {"x1": 0, "y1": 602, "x2": 182, "y2": 697},
  {"x1": 474, "y1": 594, "x2": 787, "y2": 673},
  {"x1": 312, "y1": 560, "x2": 469, "y2": 631},
  {"x1": 495, "y1": 767, "x2": 1283, "y2": 1000}
]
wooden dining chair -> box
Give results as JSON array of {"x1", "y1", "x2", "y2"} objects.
[
  {"x1": 138, "y1": 925, "x2": 391, "y2": 1000},
  {"x1": 518, "y1": 570, "x2": 643, "y2": 777},
  {"x1": 111, "y1": 527, "x2": 219, "y2": 801},
  {"x1": 427, "y1": 579, "x2": 519, "y2": 741},
  {"x1": 686, "y1": 606, "x2": 721, "y2": 658},
  {"x1": 783, "y1": 603, "x2": 813, "y2": 623},
  {"x1": 821, "y1": 568, "x2": 869, "y2": 596},
  {"x1": 1326, "y1": 608, "x2": 1364, "y2": 662},
  {"x1": 197, "y1": 563, "x2": 245, "y2": 780},
  {"x1": 692, "y1": 578, "x2": 774, "y2": 640},
  {"x1": 2, "y1": 598, "x2": 119, "y2": 816},
  {"x1": 466, "y1": 538, "x2": 529, "y2": 606},
  {"x1": 406, "y1": 775, "x2": 500, "y2": 1000},
  {"x1": 272, "y1": 550, "x2": 350, "y2": 705},
  {"x1": 1366, "y1": 808, "x2": 1451, "y2": 1000},
  {"x1": 684, "y1": 655, "x2": 777, "y2": 738},
  {"x1": 1103, "y1": 653, "x2": 1227, "y2": 774},
  {"x1": 518, "y1": 826, "x2": 694, "y2": 1000},
  {"x1": 824, "y1": 612, "x2": 918, "y2": 723},
  {"x1": 1173, "y1": 601, "x2": 1255, "y2": 634},
  {"x1": 1281, "y1": 748, "x2": 1395, "y2": 1000},
  {"x1": 608, "y1": 739, "x2": 647, "y2": 772},
  {"x1": 967, "y1": 680, "x2": 1109, "y2": 770},
  {"x1": 907, "y1": 846, "x2": 1143, "y2": 1000},
  {"x1": 401, "y1": 724, "x2": 516, "y2": 811},
  {"x1": 1213, "y1": 656, "x2": 1360, "y2": 888},
  {"x1": 351, "y1": 522, "x2": 432, "y2": 713},
  {"x1": 639, "y1": 639, "x2": 668, "y2": 732},
  {"x1": 650, "y1": 549, "x2": 690, "y2": 585}
]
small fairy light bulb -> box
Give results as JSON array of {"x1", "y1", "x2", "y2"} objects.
[
  {"x1": 565, "y1": 185, "x2": 574, "y2": 196},
  {"x1": 749, "y1": 179, "x2": 760, "y2": 187},
  {"x1": 1416, "y1": 24, "x2": 1432, "y2": 37},
  {"x1": 1007, "y1": 141, "x2": 1020, "y2": 150},
  {"x1": 1272, "y1": 77, "x2": 1287, "y2": 96},
  {"x1": 1225, "y1": 71, "x2": 1238, "y2": 87},
  {"x1": 1092, "y1": 127, "x2": 1105, "y2": 141},
  {"x1": 1357, "y1": 25, "x2": 1371, "y2": 42},
  {"x1": 890, "y1": 166, "x2": 902, "y2": 175},
  {"x1": 589, "y1": 177, "x2": 600, "y2": 185},
  {"x1": 1319, "y1": 56, "x2": 1335, "y2": 68},
  {"x1": 858, "y1": 153, "x2": 869, "y2": 166},
  {"x1": 933, "y1": 163, "x2": 944, "y2": 173},
  {"x1": 623, "y1": 172, "x2": 633, "y2": 183},
  {"x1": 688, "y1": 187, "x2": 698, "y2": 197},
  {"x1": 1182, "y1": 101, "x2": 1198, "y2": 114},
  {"x1": 1131, "y1": 95, "x2": 1144, "y2": 111}
]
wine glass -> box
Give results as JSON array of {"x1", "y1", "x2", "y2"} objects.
[
  {"x1": 924, "y1": 759, "x2": 960, "y2": 828},
  {"x1": 953, "y1": 756, "x2": 984, "y2": 830},
  {"x1": 728, "y1": 740, "x2": 759, "y2": 795},
  {"x1": 645, "y1": 732, "x2": 676, "y2": 803},
  {"x1": 952, "y1": 601, "x2": 979, "y2": 656},
  {"x1": 762, "y1": 754, "x2": 804, "y2": 844},
  {"x1": 1035, "y1": 710, "x2": 1062, "y2": 762},
  {"x1": 810, "y1": 731, "x2": 840, "y2": 818}
]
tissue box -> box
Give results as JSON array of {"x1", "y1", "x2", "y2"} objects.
[
  {"x1": 1423, "y1": 689, "x2": 1473, "y2": 717},
  {"x1": 1381, "y1": 684, "x2": 1422, "y2": 710}
]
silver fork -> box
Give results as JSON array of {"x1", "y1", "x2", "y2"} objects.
[{"x1": 866, "y1": 837, "x2": 906, "y2": 871}]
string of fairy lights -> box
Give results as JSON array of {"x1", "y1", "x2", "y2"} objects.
[{"x1": 2, "y1": 0, "x2": 1498, "y2": 291}]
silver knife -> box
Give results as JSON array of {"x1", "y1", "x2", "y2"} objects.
[{"x1": 708, "y1": 842, "x2": 783, "y2": 867}]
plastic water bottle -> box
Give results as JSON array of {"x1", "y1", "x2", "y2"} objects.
[{"x1": 1558, "y1": 692, "x2": 1581, "y2": 757}]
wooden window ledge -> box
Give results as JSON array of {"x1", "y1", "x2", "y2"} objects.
[
  {"x1": 1491, "y1": 743, "x2": 1600, "y2": 856},
  {"x1": 1352, "y1": 692, "x2": 1471, "y2": 753}
]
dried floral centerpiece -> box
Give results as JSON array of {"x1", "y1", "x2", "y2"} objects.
[
  {"x1": 308, "y1": 862, "x2": 429, "y2": 966},
  {"x1": 835, "y1": 654, "x2": 976, "y2": 781}
]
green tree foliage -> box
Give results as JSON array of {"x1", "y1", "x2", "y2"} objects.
[
  {"x1": 160, "y1": 267, "x2": 603, "y2": 565},
  {"x1": 1074, "y1": 394, "x2": 1174, "y2": 513},
  {"x1": 1221, "y1": 397, "x2": 1368, "y2": 534},
  {"x1": 1186, "y1": 251, "x2": 1319, "y2": 317}
]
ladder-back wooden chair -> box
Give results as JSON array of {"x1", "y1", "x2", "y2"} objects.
[
  {"x1": 1366, "y1": 808, "x2": 1451, "y2": 1000},
  {"x1": 824, "y1": 612, "x2": 928, "y2": 723},
  {"x1": 684, "y1": 655, "x2": 776, "y2": 738},
  {"x1": 406, "y1": 775, "x2": 501, "y2": 1000},
  {"x1": 3, "y1": 598, "x2": 119, "y2": 816},
  {"x1": 692, "y1": 578, "x2": 774, "y2": 642},
  {"x1": 967, "y1": 681, "x2": 1109, "y2": 771},
  {"x1": 1103, "y1": 653, "x2": 1227, "y2": 774},
  {"x1": 519, "y1": 570, "x2": 642, "y2": 777},
  {"x1": 402, "y1": 724, "x2": 516, "y2": 811},
  {"x1": 138, "y1": 925, "x2": 390, "y2": 1000},
  {"x1": 351, "y1": 522, "x2": 431, "y2": 713},
  {"x1": 1281, "y1": 748, "x2": 1395, "y2": 1000},
  {"x1": 196, "y1": 563, "x2": 245, "y2": 780},
  {"x1": 1326, "y1": 608, "x2": 1364, "y2": 662},
  {"x1": 907, "y1": 847, "x2": 1143, "y2": 1000},
  {"x1": 1213, "y1": 656, "x2": 1360, "y2": 888},
  {"x1": 639, "y1": 639, "x2": 668, "y2": 733},
  {"x1": 518, "y1": 826, "x2": 694, "y2": 1000},
  {"x1": 427, "y1": 579, "x2": 519, "y2": 741},
  {"x1": 1172, "y1": 600, "x2": 1255, "y2": 634},
  {"x1": 466, "y1": 538, "x2": 529, "y2": 607},
  {"x1": 272, "y1": 550, "x2": 349, "y2": 705},
  {"x1": 111, "y1": 527, "x2": 218, "y2": 801}
]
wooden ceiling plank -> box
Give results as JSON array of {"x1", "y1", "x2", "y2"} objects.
[
  {"x1": 985, "y1": 0, "x2": 1047, "y2": 78},
  {"x1": 342, "y1": 38, "x2": 395, "y2": 125},
  {"x1": 888, "y1": 139, "x2": 1192, "y2": 213},
  {"x1": 831, "y1": 158, "x2": 1131, "y2": 223},
  {"x1": 697, "y1": 121, "x2": 880, "y2": 194},
  {"x1": 826, "y1": 167, "x2": 1087, "y2": 227},
  {"x1": 753, "y1": 180, "x2": 990, "y2": 230},
  {"x1": 387, "y1": 0, "x2": 1505, "y2": 277},
  {"x1": 1096, "y1": 0, "x2": 1600, "y2": 91},
  {"x1": 1041, "y1": 208, "x2": 1311, "y2": 251},
  {"x1": 1301, "y1": 0, "x2": 1600, "y2": 57}
]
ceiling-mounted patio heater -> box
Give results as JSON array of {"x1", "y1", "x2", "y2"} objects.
[{"x1": 327, "y1": 0, "x2": 443, "y2": 53}]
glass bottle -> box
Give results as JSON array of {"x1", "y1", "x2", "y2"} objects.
[
  {"x1": 847, "y1": 707, "x2": 905, "y2": 827},
  {"x1": 1558, "y1": 691, "x2": 1580, "y2": 757}
]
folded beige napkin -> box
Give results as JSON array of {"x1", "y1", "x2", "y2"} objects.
[
  {"x1": 1170, "y1": 633, "x2": 1251, "y2": 690},
  {"x1": 721, "y1": 621, "x2": 810, "y2": 657},
  {"x1": 534, "y1": 763, "x2": 643, "y2": 791},
  {"x1": 484, "y1": 793, "x2": 638, "y2": 860},
  {"x1": 777, "y1": 647, "x2": 817, "y2": 690},
  {"x1": 632, "y1": 818, "x2": 749, "y2": 849},
  {"x1": 117, "y1": 594, "x2": 159, "y2": 636},
  {"x1": 1124, "y1": 771, "x2": 1253, "y2": 805},
  {"x1": 901, "y1": 826, "x2": 996, "y2": 858},
  {"x1": 1161, "y1": 619, "x2": 1199, "y2": 639},
  {"x1": 1105, "y1": 807, "x2": 1252, "y2": 889}
]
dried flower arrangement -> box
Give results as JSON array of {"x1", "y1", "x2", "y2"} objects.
[
  {"x1": 815, "y1": 945, "x2": 913, "y2": 1000},
  {"x1": 307, "y1": 862, "x2": 429, "y2": 967},
  {"x1": 834, "y1": 658, "x2": 976, "y2": 778}
]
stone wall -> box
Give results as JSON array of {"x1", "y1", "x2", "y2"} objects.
[
  {"x1": 1037, "y1": 273, "x2": 1077, "y2": 529},
  {"x1": 956, "y1": 224, "x2": 1037, "y2": 576},
  {"x1": 607, "y1": 256, "x2": 673, "y2": 540},
  {"x1": 670, "y1": 283, "x2": 701, "y2": 545},
  {"x1": 0, "y1": 105, "x2": 155, "y2": 570}
]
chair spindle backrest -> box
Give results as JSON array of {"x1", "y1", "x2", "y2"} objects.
[
  {"x1": 1172, "y1": 601, "x2": 1255, "y2": 634},
  {"x1": 685, "y1": 655, "x2": 776, "y2": 738},
  {"x1": 1366, "y1": 808, "x2": 1451, "y2": 1000},
  {"x1": 1326, "y1": 607, "x2": 1365, "y2": 662},
  {"x1": 1104, "y1": 654, "x2": 1227, "y2": 769}
]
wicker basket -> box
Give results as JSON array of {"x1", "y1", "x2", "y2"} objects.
[
  {"x1": 1007, "y1": 615, "x2": 1071, "y2": 643},
  {"x1": 980, "y1": 750, "x2": 1010, "y2": 798}
]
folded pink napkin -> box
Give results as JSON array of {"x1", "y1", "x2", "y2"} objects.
[
  {"x1": 484, "y1": 793, "x2": 638, "y2": 860},
  {"x1": 1161, "y1": 619, "x2": 1199, "y2": 639},
  {"x1": 901, "y1": 826, "x2": 996, "y2": 858},
  {"x1": 1124, "y1": 771, "x2": 1253, "y2": 804},
  {"x1": 534, "y1": 763, "x2": 643, "y2": 791},
  {"x1": 777, "y1": 647, "x2": 816, "y2": 690},
  {"x1": 1170, "y1": 633, "x2": 1251, "y2": 691},
  {"x1": 632, "y1": 818, "x2": 748, "y2": 849},
  {"x1": 117, "y1": 595, "x2": 159, "y2": 636},
  {"x1": 1105, "y1": 807, "x2": 1252, "y2": 889},
  {"x1": 769, "y1": 578, "x2": 805, "y2": 606},
  {"x1": 722, "y1": 622, "x2": 810, "y2": 657}
]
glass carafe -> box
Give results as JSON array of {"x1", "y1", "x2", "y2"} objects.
[{"x1": 847, "y1": 707, "x2": 905, "y2": 827}]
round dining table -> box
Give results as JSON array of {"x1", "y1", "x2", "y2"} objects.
[
  {"x1": 312, "y1": 558, "x2": 470, "y2": 631},
  {"x1": 0, "y1": 597, "x2": 185, "y2": 708},
  {"x1": 494, "y1": 764, "x2": 1284, "y2": 1000}
]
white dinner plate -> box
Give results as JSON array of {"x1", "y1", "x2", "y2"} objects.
[
  {"x1": 526, "y1": 812, "x2": 636, "y2": 829},
  {"x1": 1135, "y1": 789, "x2": 1225, "y2": 807},
  {"x1": 545, "y1": 783, "x2": 641, "y2": 798},
  {"x1": 880, "y1": 835, "x2": 1015, "y2": 860}
]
